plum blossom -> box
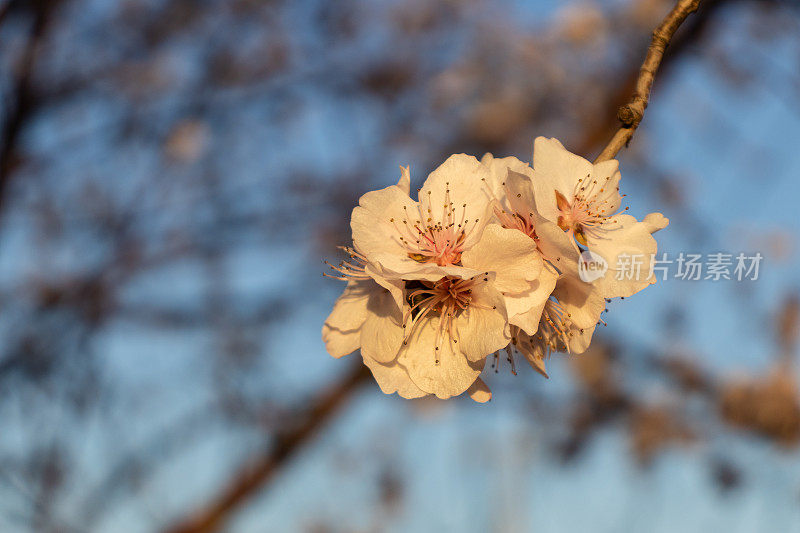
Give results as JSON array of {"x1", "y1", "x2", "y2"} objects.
[
  {"x1": 488, "y1": 139, "x2": 667, "y2": 374},
  {"x1": 530, "y1": 136, "x2": 668, "y2": 298},
  {"x1": 350, "y1": 158, "x2": 490, "y2": 279},
  {"x1": 480, "y1": 153, "x2": 607, "y2": 374},
  {"x1": 323, "y1": 140, "x2": 668, "y2": 399},
  {"x1": 324, "y1": 155, "x2": 554, "y2": 400}
]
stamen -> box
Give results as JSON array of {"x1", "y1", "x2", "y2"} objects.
[
  {"x1": 402, "y1": 275, "x2": 488, "y2": 360},
  {"x1": 554, "y1": 174, "x2": 627, "y2": 245},
  {"x1": 389, "y1": 194, "x2": 479, "y2": 267},
  {"x1": 322, "y1": 246, "x2": 371, "y2": 280},
  {"x1": 535, "y1": 296, "x2": 574, "y2": 356}
]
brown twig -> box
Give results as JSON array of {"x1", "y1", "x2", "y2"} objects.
[
  {"x1": 0, "y1": 0, "x2": 62, "y2": 214},
  {"x1": 594, "y1": 0, "x2": 703, "y2": 163},
  {"x1": 163, "y1": 363, "x2": 371, "y2": 533},
  {"x1": 577, "y1": 0, "x2": 728, "y2": 158}
]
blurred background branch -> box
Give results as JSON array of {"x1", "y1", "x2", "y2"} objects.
[
  {"x1": 165, "y1": 363, "x2": 369, "y2": 533},
  {"x1": 0, "y1": 0, "x2": 61, "y2": 212}
]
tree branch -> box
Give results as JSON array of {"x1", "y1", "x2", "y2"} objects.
[
  {"x1": 594, "y1": 0, "x2": 703, "y2": 163},
  {"x1": 163, "y1": 363, "x2": 371, "y2": 533}
]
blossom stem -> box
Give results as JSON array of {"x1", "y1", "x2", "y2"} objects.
[{"x1": 594, "y1": 0, "x2": 702, "y2": 163}]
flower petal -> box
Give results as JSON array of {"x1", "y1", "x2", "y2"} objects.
[
  {"x1": 455, "y1": 282, "x2": 510, "y2": 362},
  {"x1": 362, "y1": 355, "x2": 428, "y2": 399},
  {"x1": 589, "y1": 214, "x2": 665, "y2": 298},
  {"x1": 461, "y1": 224, "x2": 543, "y2": 293},
  {"x1": 377, "y1": 261, "x2": 481, "y2": 283},
  {"x1": 480, "y1": 153, "x2": 535, "y2": 202},
  {"x1": 360, "y1": 286, "x2": 404, "y2": 363},
  {"x1": 555, "y1": 275, "x2": 605, "y2": 331},
  {"x1": 566, "y1": 323, "x2": 596, "y2": 354},
  {"x1": 643, "y1": 212, "x2": 669, "y2": 234},
  {"x1": 418, "y1": 154, "x2": 492, "y2": 249},
  {"x1": 534, "y1": 217, "x2": 581, "y2": 277},
  {"x1": 397, "y1": 165, "x2": 411, "y2": 195},
  {"x1": 531, "y1": 137, "x2": 593, "y2": 222},
  {"x1": 503, "y1": 169, "x2": 538, "y2": 217},
  {"x1": 351, "y1": 182, "x2": 424, "y2": 275},
  {"x1": 364, "y1": 263, "x2": 406, "y2": 311},
  {"x1": 399, "y1": 316, "x2": 485, "y2": 399},
  {"x1": 466, "y1": 378, "x2": 492, "y2": 403},
  {"x1": 589, "y1": 159, "x2": 623, "y2": 215},
  {"x1": 505, "y1": 267, "x2": 558, "y2": 336},
  {"x1": 322, "y1": 280, "x2": 373, "y2": 358},
  {"x1": 514, "y1": 330, "x2": 549, "y2": 378}
]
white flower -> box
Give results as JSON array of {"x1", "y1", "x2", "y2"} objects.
[
  {"x1": 480, "y1": 154, "x2": 567, "y2": 335},
  {"x1": 482, "y1": 138, "x2": 668, "y2": 368},
  {"x1": 324, "y1": 155, "x2": 552, "y2": 399},
  {"x1": 321, "y1": 245, "x2": 510, "y2": 400},
  {"x1": 323, "y1": 142, "x2": 667, "y2": 396},
  {"x1": 351, "y1": 156, "x2": 492, "y2": 279},
  {"x1": 480, "y1": 154, "x2": 604, "y2": 366},
  {"x1": 530, "y1": 137, "x2": 668, "y2": 298},
  {"x1": 323, "y1": 274, "x2": 429, "y2": 399}
]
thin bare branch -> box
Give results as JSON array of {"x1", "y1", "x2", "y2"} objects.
[{"x1": 594, "y1": 0, "x2": 702, "y2": 163}]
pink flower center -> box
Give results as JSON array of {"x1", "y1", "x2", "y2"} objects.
[
  {"x1": 391, "y1": 185, "x2": 480, "y2": 267},
  {"x1": 494, "y1": 207, "x2": 538, "y2": 241},
  {"x1": 555, "y1": 174, "x2": 626, "y2": 245}
]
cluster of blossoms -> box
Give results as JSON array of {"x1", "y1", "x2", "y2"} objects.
[{"x1": 322, "y1": 137, "x2": 668, "y2": 402}]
